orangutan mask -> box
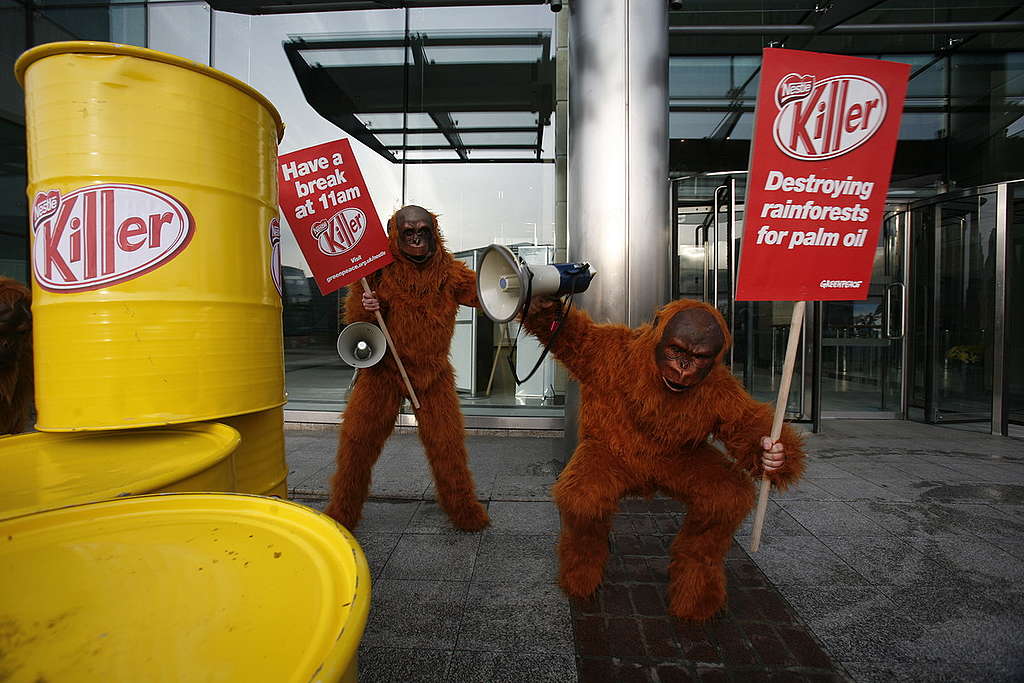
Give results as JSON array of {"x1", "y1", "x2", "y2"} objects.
[
  {"x1": 654, "y1": 308, "x2": 724, "y2": 392},
  {"x1": 396, "y1": 207, "x2": 435, "y2": 263}
]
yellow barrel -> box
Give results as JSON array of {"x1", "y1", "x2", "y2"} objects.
[
  {"x1": 0, "y1": 493, "x2": 370, "y2": 682},
  {"x1": 0, "y1": 422, "x2": 239, "y2": 520},
  {"x1": 15, "y1": 42, "x2": 286, "y2": 431},
  {"x1": 219, "y1": 404, "x2": 288, "y2": 497}
]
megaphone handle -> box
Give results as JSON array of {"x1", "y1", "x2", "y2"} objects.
[{"x1": 362, "y1": 277, "x2": 421, "y2": 410}]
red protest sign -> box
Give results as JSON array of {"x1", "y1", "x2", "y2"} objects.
[
  {"x1": 735, "y1": 49, "x2": 909, "y2": 302},
  {"x1": 277, "y1": 139, "x2": 393, "y2": 295}
]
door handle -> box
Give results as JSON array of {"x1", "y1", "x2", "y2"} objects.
[
  {"x1": 711, "y1": 185, "x2": 728, "y2": 311},
  {"x1": 885, "y1": 282, "x2": 906, "y2": 340}
]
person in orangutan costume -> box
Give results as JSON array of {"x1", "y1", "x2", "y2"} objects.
[
  {"x1": 0, "y1": 276, "x2": 33, "y2": 435},
  {"x1": 522, "y1": 296, "x2": 805, "y2": 620},
  {"x1": 324, "y1": 205, "x2": 489, "y2": 532}
]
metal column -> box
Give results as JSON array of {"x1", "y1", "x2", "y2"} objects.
[
  {"x1": 567, "y1": 0, "x2": 669, "y2": 326},
  {"x1": 562, "y1": 0, "x2": 668, "y2": 455}
]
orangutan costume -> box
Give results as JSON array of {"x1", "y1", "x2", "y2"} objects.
[
  {"x1": 324, "y1": 206, "x2": 489, "y2": 532},
  {"x1": 0, "y1": 276, "x2": 33, "y2": 435},
  {"x1": 522, "y1": 297, "x2": 805, "y2": 620}
]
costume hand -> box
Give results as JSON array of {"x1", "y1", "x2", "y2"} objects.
[
  {"x1": 362, "y1": 289, "x2": 381, "y2": 312},
  {"x1": 761, "y1": 436, "x2": 785, "y2": 472}
]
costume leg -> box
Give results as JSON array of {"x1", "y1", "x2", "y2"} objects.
[
  {"x1": 553, "y1": 440, "x2": 632, "y2": 598},
  {"x1": 659, "y1": 443, "x2": 755, "y2": 621},
  {"x1": 416, "y1": 372, "x2": 489, "y2": 531},
  {"x1": 324, "y1": 369, "x2": 402, "y2": 530}
]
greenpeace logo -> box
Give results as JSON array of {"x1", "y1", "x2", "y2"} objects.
[{"x1": 820, "y1": 280, "x2": 863, "y2": 289}]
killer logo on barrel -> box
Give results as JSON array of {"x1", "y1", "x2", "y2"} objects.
[
  {"x1": 32, "y1": 184, "x2": 195, "y2": 292},
  {"x1": 311, "y1": 207, "x2": 366, "y2": 256},
  {"x1": 772, "y1": 73, "x2": 887, "y2": 161}
]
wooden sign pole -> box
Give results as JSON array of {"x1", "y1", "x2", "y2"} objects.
[
  {"x1": 361, "y1": 276, "x2": 420, "y2": 410},
  {"x1": 749, "y1": 300, "x2": 805, "y2": 552}
]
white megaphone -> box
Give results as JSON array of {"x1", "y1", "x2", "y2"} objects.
[
  {"x1": 476, "y1": 244, "x2": 596, "y2": 323},
  {"x1": 337, "y1": 321, "x2": 387, "y2": 368}
]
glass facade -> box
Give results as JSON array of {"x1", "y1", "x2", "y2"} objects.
[{"x1": 2, "y1": 0, "x2": 1021, "y2": 431}]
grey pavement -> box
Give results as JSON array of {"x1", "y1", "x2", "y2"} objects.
[{"x1": 286, "y1": 420, "x2": 1024, "y2": 682}]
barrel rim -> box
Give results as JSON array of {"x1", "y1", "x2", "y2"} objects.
[
  {"x1": 0, "y1": 422, "x2": 242, "y2": 520},
  {"x1": 14, "y1": 41, "x2": 285, "y2": 142},
  {"x1": 35, "y1": 399, "x2": 289, "y2": 433},
  {"x1": 0, "y1": 492, "x2": 371, "y2": 682}
]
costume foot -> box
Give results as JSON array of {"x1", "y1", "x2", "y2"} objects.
[
  {"x1": 446, "y1": 500, "x2": 489, "y2": 531},
  {"x1": 559, "y1": 561, "x2": 604, "y2": 599},
  {"x1": 323, "y1": 499, "x2": 360, "y2": 531},
  {"x1": 667, "y1": 559, "x2": 726, "y2": 621}
]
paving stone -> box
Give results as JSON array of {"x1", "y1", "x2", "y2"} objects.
[
  {"x1": 381, "y1": 533, "x2": 481, "y2": 581},
  {"x1": 445, "y1": 651, "x2": 577, "y2": 683},
  {"x1": 472, "y1": 534, "x2": 559, "y2": 584},
  {"x1": 484, "y1": 500, "x2": 561, "y2": 535},
  {"x1": 740, "y1": 535, "x2": 869, "y2": 587},
  {"x1": 363, "y1": 579, "x2": 468, "y2": 650},
  {"x1": 490, "y1": 474, "x2": 556, "y2": 501},
  {"x1": 777, "y1": 500, "x2": 891, "y2": 536},
  {"x1": 351, "y1": 531, "x2": 402, "y2": 580},
  {"x1": 355, "y1": 646, "x2": 451, "y2": 683},
  {"x1": 455, "y1": 582, "x2": 573, "y2": 654},
  {"x1": 357, "y1": 499, "x2": 420, "y2": 533},
  {"x1": 817, "y1": 534, "x2": 950, "y2": 586}
]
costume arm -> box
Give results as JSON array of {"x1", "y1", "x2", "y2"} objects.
[
  {"x1": 711, "y1": 372, "x2": 805, "y2": 490},
  {"x1": 342, "y1": 279, "x2": 377, "y2": 325},
  {"x1": 520, "y1": 301, "x2": 620, "y2": 382},
  {"x1": 450, "y1": 260, "x2": 480, "y2": 309}
]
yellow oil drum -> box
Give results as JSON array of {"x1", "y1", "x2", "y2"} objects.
[
  {"x1": 0, "y1": 422, "x2": 239, "y2": 521},
  {"x1": 219, "y1": 404, "x2": 289, "y2": 497},
  {"x1": 0, "y1": 493, "x2": 371, "y2": 682},
  {"x1": 15, "y1": 42, "x2": 286, "y2": 431}
]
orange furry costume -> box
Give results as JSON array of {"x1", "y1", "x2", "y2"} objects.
[
  {"x1": 0, "y1": 276, "x2": 33, "y2": 435},
  {"x1": 522, "y1": 298, "x2": 805, "y2": 620},
  {"x1": 324, "y1": 207, "x2": 489, "y2": 531}
]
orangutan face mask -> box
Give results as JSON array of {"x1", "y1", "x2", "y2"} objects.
[
  {"x1": 396, "y1": 207, "x2": 435, "y2": 263},
  {"x1": 655, "y1": 308, "x2": 724, "y2": 392}
]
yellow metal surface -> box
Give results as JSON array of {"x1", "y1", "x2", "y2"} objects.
[
  {"x1": 219, "y1": 405, "x2": 288, "y2": 495},
  {"x1": 18, "y1": 41, "x2": 285, "y2": 431},
  {"x1": 0, "y1": 493, "x2": 370, "y2": 683},
  {"x1": 263, "y1": 478, "x2": 290, "y2": 498},
  {"x1": 0, "y1": 423, "x2": 239, "y2": 521}
]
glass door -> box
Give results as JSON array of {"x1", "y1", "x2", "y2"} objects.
[
  {"x1": 673, "y1": 173, "x2": 911, "y2": 422},
  {"x1": 673, "y1": 174, "x2": 808, "y2": 416},
  {"x1": 819, "y1": 210, "x2": 907, "y2": 417},
  {"x1": 909, "y1": 191, "x2": 999, "y2": 424}
]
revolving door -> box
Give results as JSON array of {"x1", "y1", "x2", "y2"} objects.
[
  {"x1": 673, "y1": 174, "x2": 1021, "y2": 435},
  {"x1": 672, "y1": 172, "x2": 909, "y2": 425}
]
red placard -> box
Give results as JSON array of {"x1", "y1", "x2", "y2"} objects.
[
  {"x1": 735, "y1": 49, "x2": 909, "y2": 301},
  {"x1": 277, "y1": 139, "x2": 393, "y2": 294}
]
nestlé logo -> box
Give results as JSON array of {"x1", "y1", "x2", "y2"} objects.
[
  {"x1": 772, "y1": 73, "x2": 887, "y2": 160},
  {"x1": 32, "y1": 184, "x2": 194, "y2": 292},
  {"x1": 311, "y1": 207, "x2": 366, "y2": 256}
]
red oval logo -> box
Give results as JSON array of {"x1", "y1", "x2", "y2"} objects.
[
  {"x1": 32, "y1": 184, "x2": 194, "y2": 293},
  {"x1": 772, "y1": 74, "x2": 887, "y2": 161}
]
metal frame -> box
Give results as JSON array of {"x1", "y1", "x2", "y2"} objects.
[
  {"x1": 285, "y1": 409, "x2": 565, "y2": 431},
  {"x1": 992, "y1": 182, "x2": 1012, "y2": 436},
  {"x1": 282, "y1": 30, "x2": 555, "y2": 164}
]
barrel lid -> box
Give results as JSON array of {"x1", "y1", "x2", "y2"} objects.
[
  {"x1": 0, "y1": 493, "x2": 370, "y2": 682},
  {"x1": 14, "y1": 41, "x2": 285, "y2": 142},
  {"x1": 0, "y1": 423, "x2": 240, "y2": 520}
]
